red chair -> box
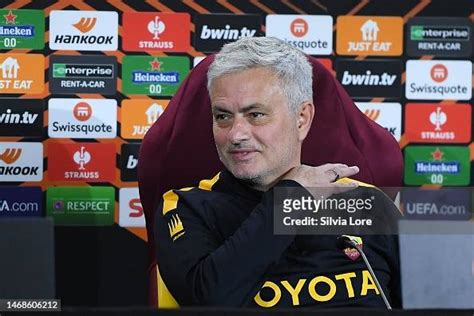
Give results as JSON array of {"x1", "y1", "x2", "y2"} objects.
[{"x1": 138, "y1": 55, "x2": 403, "y2": 307}]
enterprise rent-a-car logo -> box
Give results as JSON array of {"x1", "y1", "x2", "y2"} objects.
[
  {"x1": 407, "y1": 17, "x2": 472, "y2": 57},
  {"x1": 406, "y1": 60, "x2": 472, "y2": 100},
  {"x1": 49, "y1": 10, "x2": 118, "y2": 51},
  {"x1": 50, "y1": 55, "x2": 117, "y2": 95}
]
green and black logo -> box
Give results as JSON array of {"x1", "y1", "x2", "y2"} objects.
[{"x1": 49, "y1": 55, "x2": 117, "y2": 95}]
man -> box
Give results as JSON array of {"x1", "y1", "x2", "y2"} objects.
[{"x1": 154, "y1": 37, "x2": 401, "y2": 308}]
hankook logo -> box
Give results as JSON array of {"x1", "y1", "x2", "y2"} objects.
[
  {"x1": 364, "y1": 109, "x2": 380, "y2": 120},
  {"x1": 0, "y1": 148, "x2": 21, "y2": 164},
  {"x1": 73, "y1": 17, "x2": 97, "y2": 33},
  {"x1": 0, "y1": 142, "x2": 43, "y2": 182},
  {"x1": 355, "y1": 102, "x2": 401, "y2": 141},
  {"x1": 49, "y1": 10, "x2": 118, "y2": 51}
]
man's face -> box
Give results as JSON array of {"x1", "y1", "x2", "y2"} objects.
[{"x1": 210, "y1": 67, "x2": 301, "y2": 188}]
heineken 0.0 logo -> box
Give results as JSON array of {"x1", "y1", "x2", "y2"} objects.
[
  {"x1": 122, "y1": 56, "x2": 189, "y2": 96},
  {"x1": 0, "y1": 9, "x2": 44, "y2": 49},
  {"x1": 404, "y1": 146, "x2": 470, "y2": 185}
]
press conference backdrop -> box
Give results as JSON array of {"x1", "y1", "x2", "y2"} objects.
[{"x1": 0, "y1": 0, "x2": 472, "y2": 307}]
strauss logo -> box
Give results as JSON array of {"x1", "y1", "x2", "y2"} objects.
[
  {"x1": 429, "y1": 107, "x2": 447, "y2": 131},
  {"x1": 73, "y1": 146, "x2": 91, "y2": 170}
]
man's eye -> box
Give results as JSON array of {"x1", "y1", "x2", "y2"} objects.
[
  {"x1": 215, "y1": 113, "x2": 230, "y2": 121},
  {"x1": 250, "y1": 112, "x2": 265, "y2": 119}
]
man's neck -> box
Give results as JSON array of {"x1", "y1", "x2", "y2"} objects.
[{"x1": 246, "y1": 163, "x2": 302, "y2": 192}]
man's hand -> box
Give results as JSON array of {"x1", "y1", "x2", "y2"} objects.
[{"x1": 282, "y1": 163, "x2": 360, "y2": 196}]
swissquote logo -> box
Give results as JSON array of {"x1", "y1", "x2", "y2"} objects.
[
  {"x1": 0, "y1": 54, "x2": 44, "y2": 94},
  {"x1": 48, "y1": 143, "x2": 115, "y2": 182},
  {"x1": 121, "y1": 99, "x2": 168, "y2": 139},
  {"x1": 194, "y1": 14, "x2": 260, "y2": 52},
  {"x1": 120, "y1": 144, "x2": 140, "y2": 181},
  {"x1": 430, "y1": 64, "x2": 447, "y2": 83},
  {"x1": 119, "y1": 188, "x2": 145, "y2": 227},
  {"x1": 355, "y1": 102, "x2": 401, "y2": 141},
  {"x1": 0, "y1": 99, "x2": 43, "y2": 137},
  {"x1": 336, "y1": 60, "x2": 401, "y2": 99},
  {"x1": 0, "y1": 142, "x2": 42, "y2": 182},
  {"x1": 265, "y1": 15, "x2": 332, "y2": 55},
  {"x1": 405, "y1": 103, "x2": 471, "y2": 143},
  {"x1": 48, "y1": 98, "x2": 116, "y2": 139},
  {"x1": 49, "y1": 10, "x2": 118, "y2": 51},
  {"x1": 406, "y1": 17, "x2": 472, "y2": 57},
  {"x1": 405, "y1": 60, "x2": 472, "y2": 100},
  {"x1": 291, "y1": 18, "x2": 308, "y2": 37},
  {"x1": 122, "y1": 12, "x2": 190, "y2": 52},
  {"x1": 337, "y1": 16, "x2": 403, "y2": 56},
  {"x1": 74, "y1": 102, "x2": 91, "y2": 121}
]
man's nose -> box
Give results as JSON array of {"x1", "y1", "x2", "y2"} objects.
[{"x1": 228, "y1": 118, "x2": 250, "y2": 144}]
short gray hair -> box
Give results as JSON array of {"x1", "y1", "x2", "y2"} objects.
[{"x1": 207, "y1": 36, "x2": 313, "y2": 114}]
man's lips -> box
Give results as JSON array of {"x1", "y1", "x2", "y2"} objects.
[{"x1": 227, "y1": 149, "x2": 259, "y2": 161}]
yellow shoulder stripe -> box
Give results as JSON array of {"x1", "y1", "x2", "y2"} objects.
[
  {"x1": 162, "y1": 173, "x2": 221, "y2": 215},
  {"x1": 162, "y1": 187, "x2": 192, "y2": 215},
  {"x1": 335, "y1": 177, "x2": 376, "y2": 188},
  {"x1": 198, "y1": 172, "x2": 221, "y2": 191}
]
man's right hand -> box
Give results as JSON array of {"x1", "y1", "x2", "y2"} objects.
[{"x1": 282, "y1": 163, "x2": 360, "y2": 197}]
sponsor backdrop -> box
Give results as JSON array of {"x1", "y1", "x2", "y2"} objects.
[{"x1": 0, "y1": 0, "x2": 472, "y2": 307}]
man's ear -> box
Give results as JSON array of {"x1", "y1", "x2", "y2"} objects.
[{"x1": 297, "y1": 101, "x2": 315, "y2": 141}]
